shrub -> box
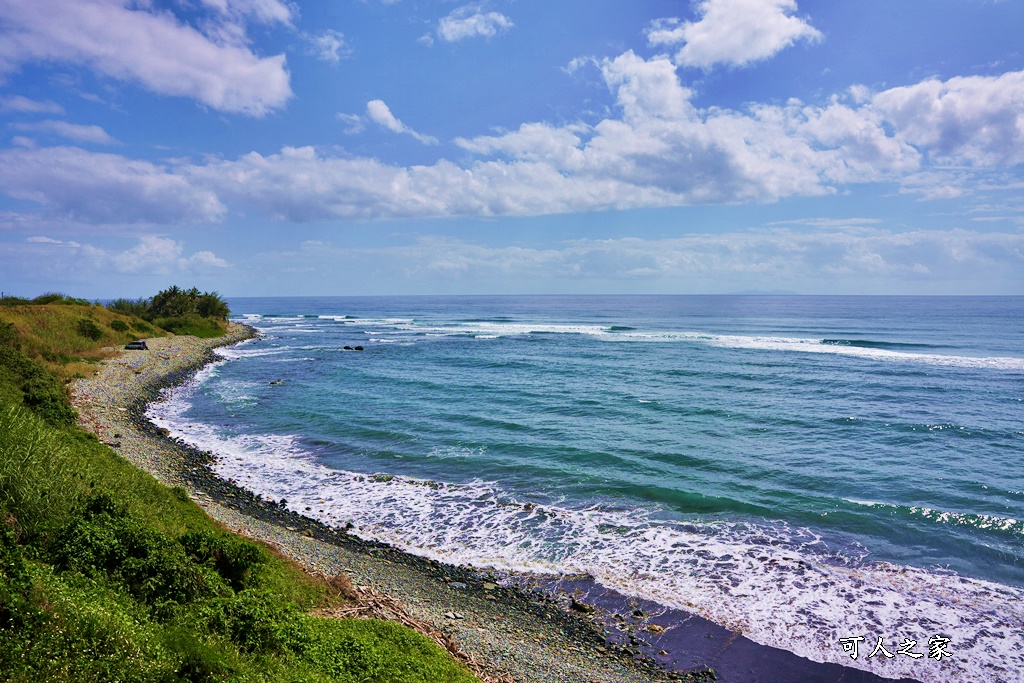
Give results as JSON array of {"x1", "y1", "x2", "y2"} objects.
[
  {"x1": 51, "y1": 494, "x2": 227, "y2": 611},
  {"x1": 153, "y1": 316, "x2": 225, "y2": 339},
  {"x1": 179, "y1": 530, "x2": 267, "y2": 592},
  {"x1": 131, "y1": 319, "x2": 155, "y2": 334},
  {"x1": 28, "y1": 293, "x2": 92, "y2": 306},
  {"x1": 195, "y1": 589, "x2": 304, "y2": 655},
  {"x1": 76, "y1": 318, "x2": 104, "y2": 341},
  {"x1": 160, "y1": 627, "x2": 240, "y2": 682},
  {"x1": 106, "y1": 298, "x2": 151, "y2": 319},
  {"x1": 0, "y1": 525, "x2": 46, "y2": 631},
  {"x1": 299, "y1": 618, "x2": 480, "y2": 683},
  {"x1": 109, "y1": 320, "x2": 129, "y2": 333},
  {"x1": 20, "y1": 374, "x2": 77, "y2": 427}
]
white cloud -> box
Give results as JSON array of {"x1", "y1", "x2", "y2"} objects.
[
  {"x1": 0, "y1": 0, "x2": 291, "y2": 116},
  {"x1": 9, "y1": 120, "x2": 118, "y2": 145},
  {"x1": 111, "y1": 235, "x2": 228, "y2": 274},
  {"x1": 307, "y1": 30, "x2": 352, "y2": 64},
  {"x1": 872, "y1": 70, "x2": 1024, "y2": 166},
  {"x1": 0, "y1": 95, "x2": 64, "y2": 114},
  {"x1": 336, "y1": 112, "x2": 366, "y2": 134},
  {"x1": 648, "y1": 0, "x2": 822, "y2": 68},
  {"x1": 365, "y1": 100, "x2": 439, "y2": 145},
  {"x1": 27, "y1": 235, "x2": 81, "y2": 247},
  {"x1": 3, "y1": 61, "x2": 1022, "y2": 227},
  {"x1": 0, "y1": 146, "x2": 225, "y2": 224},
  {"x1": 436, "y1": 5, "x2": 514, "y2": 43},
  {"x1": 152, "y1": 67, "x2": 1024, "y2": 223},
  {"x1": 456, "y1": 122, "x2": 586, "y2": 167},
  {"x1": 269, "y1": 228, "x2": 1024, "y2": 294},
  {"x1": 5, "y1": 236, "x2": 228, "y2": 288},
  {"x1": 198, "y1": 0, "x2": 292, "y2": 25}
]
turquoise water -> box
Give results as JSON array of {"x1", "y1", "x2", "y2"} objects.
[{"x1": 149, "y1": 296, "x2": 1024, "y2": 682}]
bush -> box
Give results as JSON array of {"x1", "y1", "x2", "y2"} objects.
[
  {"x1": 109, "y1": 320, "x2": 129, "y2": 333},
  {"x1": 299, "y1": 618, "x2": 480, "y2": 683},
  {"x1": 160, "y1": 627, "x2": 240, "y2": 682},
  {"x1": 106, "y1": 298, "x2": 151, "y2": 319},
  {"x1": 0, "y1": 329, "x2": 77, "y2": 427},
  {"x1": 51, "y1": 494, "x2": 227, "y2": 612},
  {"x1": 0, "y1": 525, "x2": 46, "y2": 631},
  {"x1": 179, "y1": 530, "x2": 267, "y2": 592},
  {"x1": 195, "y1": 589, "x2": 304, "y2": 655},
  {"x1": 154, "y1": 316, "x2": 225, "y2": 339},
  {"x1": 131, "y1": 319, "x2": 155, "y2": 334},
  {"x1": 32, "y1": 293, "x2": 91, "y2": 306},
  {"x1": 76, "y1": 318, "x2": 103, "y2": 341},
  {"x1": 20, "y1": 374, "x2": 77, "y2": 427}
]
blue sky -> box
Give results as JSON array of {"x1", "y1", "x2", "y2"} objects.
[{"x1": 1, "y1": 0, "x2": 1022, "y2": 297}]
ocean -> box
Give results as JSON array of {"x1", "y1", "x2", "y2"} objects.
[{"x1": 147, "y1": 295, "x2": 1024, "y2": 682}]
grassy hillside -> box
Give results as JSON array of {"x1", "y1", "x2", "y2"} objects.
[
  {"x1": 0, "y1": 302, "x2": 480, "y2": 683},
  {"x1": 0, "y1": 295, "x2": 161, "y2": 382}
]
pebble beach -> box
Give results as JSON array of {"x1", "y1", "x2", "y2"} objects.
[{"x1": 69, "y1": 325, "x2": 677, "y2": 683}]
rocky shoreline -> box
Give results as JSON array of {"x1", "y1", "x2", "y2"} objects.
[
  {"x1": 71, "y1": 325, "x2": 918, "y2": 683},
  {"x1": 70, "y1": 324, "x2": 692, "y2": 683}
]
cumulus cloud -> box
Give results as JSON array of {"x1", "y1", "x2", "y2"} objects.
[
  {"x1": 365, "y1": 100, "x2": 439, "y2": 144},
  {"x1": 3, "y1": 60, "x2": 1023, "y2": 226},
  {"x1": 872, "y1": 70, "x2": 1024, "y2": 166},
  {"x1": 80, "y1": 67, "x2": 1024, "y2": 222},
  {"x1": 9, "y1": 120, "x2": 118, "y2": 145},
  {"x1": 0, "y1": 146, "x2": 225, "y2": 224},
  {"x1": 111, "y1": 235, "x2": 228, "y2": 273},
  {"x1": 4, "y1": 235, "x2": 228, "y2": 292},
  {"x1": 436, "y1": 5, "x2": 514, "y2": 42},
  {"x1": 0, "y1": 0, "x2": 291, "y2": 116},
  {"x1": 647, "y1": 0, "x2": 822, "y2": 68}
]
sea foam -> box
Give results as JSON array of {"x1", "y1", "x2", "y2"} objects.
[{"x1": 148, "y1": 377, "x2": 1024, "y2": 683}]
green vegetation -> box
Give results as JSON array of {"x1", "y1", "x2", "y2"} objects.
[
  {"x1": 0, "y1": 301, "x2": 480, "y2": 683},
  {"x1": 0, "y1": 296, "x2": 156, "y2": 383},
  {"x1": 108, "y1": 286, "x2": 231, "y2": 339}
]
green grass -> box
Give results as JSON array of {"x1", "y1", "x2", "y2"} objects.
[
  {"x1": 0, "y1": 303, "x2": 161, "y2": 383},
  {"x1": 0, "y1": 305, "x2": 481, "y2": 683},
  {"x1": 152, "y1": 315, "x2": 227, "y2": 339}
]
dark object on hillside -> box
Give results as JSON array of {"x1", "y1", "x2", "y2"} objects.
[{"x1": 125, "y1": 340, "x2": 149, "y2": 350}]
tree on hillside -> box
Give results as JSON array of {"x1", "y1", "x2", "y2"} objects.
[
  {"x1": 145, "y1": 287, "x2": 230, "y2": 320},
  {"x1": 195, "y1": 292, "x2": 230, "y2": 320},
  {"x1": 105, "y1": 287, "x2": 229, "y2": 322}
]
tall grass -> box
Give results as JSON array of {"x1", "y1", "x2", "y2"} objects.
[
  {"x1": 0, "y1": 406, "x2": 83, "y2": 539},
  {"x1": 0, "y1": 304, "x2": 481, "y2": 683},
  {"x1": 0, "y1": 304, "x2": 158, "y2": 382}
]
